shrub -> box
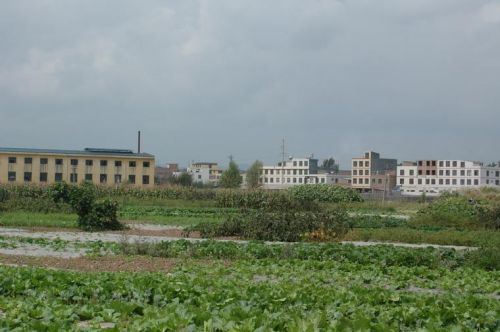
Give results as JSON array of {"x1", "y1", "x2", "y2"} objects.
[
  {"x1": 0, "y1": 187, "x2": 10, "y2": 203},
  {"x1": 410, "y1": 194, "x2": 486, "y2": 230},
  {"x1": 186, "y1": 206, "x2": 349, "y2": 242},
  {"x1": 77, "y1": 199, "x2": 122, "y2": 231}
]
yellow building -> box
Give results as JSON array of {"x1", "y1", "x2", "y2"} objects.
[{"x1": 0, "y1": 147, "x2": 155, "y2": 188}]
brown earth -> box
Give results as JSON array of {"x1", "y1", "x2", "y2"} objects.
[{"x1": 0, "y1": 254, "x2": 180, "y2": 272}]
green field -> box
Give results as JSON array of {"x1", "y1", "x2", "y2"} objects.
[{"x1": 1, "y1": 253, "x2": 498, "y2": 331}]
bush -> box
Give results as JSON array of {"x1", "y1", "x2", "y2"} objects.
[
  {"x1": 409, "y1": 193, "x2": 500, "y2": 229},
  {"x1": 186, "y1": 206, "x2": 349, "y2": 242},
  {"x1": 0, "y1": 187, "x2": 10, "y2": 203},
  {"x1": 288, "y1": 184, "x2": 363, "y2": 203},
  {"x1": 77, "y1": 199, "x2": 122, "y2": 231}
]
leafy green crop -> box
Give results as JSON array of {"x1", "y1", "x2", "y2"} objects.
[{"x1": 0, "y1": 258, "x2": 498, "y2": 330}]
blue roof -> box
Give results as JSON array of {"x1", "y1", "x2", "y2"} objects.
[{"x1": 0, "y1": 147, "x2": 154, "y2": 158}]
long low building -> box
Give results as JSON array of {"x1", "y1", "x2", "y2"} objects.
[
  {"x1": 0, "y1": 147, "x2": 155, "y2": 187},
  {"x1": 397, "y1": 160, "x2": 500, "y2": 196}
]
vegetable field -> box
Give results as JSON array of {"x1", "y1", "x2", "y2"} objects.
[{"x1": 1, "y1": 255, "x2": 499, "y2": 331}]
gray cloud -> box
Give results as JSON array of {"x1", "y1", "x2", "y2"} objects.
[{"x1": 1, "y1": 0, "x2": 499, "y2": 168}]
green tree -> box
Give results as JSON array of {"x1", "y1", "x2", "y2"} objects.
[
  {"x1": 220, "y1": 160, "x2": 243, "y2": 188},
  {"x1": 174, "y1": 172, "x2": 193, "y2": 187},
  {"x1": 246, "y1": 160, "x2": 263, "y2": 189},
  {"x1": 321, "y1": 158, "x2": 339, "y2": 172}
]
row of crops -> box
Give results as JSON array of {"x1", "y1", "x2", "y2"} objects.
[
  {"x1": 0, "y1": 183, "x2": 363, "y2": 205},
  {"x1": 0, "y1": 252, "x2": 498, "y2": 330}
]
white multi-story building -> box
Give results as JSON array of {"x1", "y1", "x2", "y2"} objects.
[
  {"x1": 187, "y1": 162, "x2": 223, "y2": 185},
  {"x1": 259, "y1": 157, "x2": 349, "y2": 189},
  {"x1": 397, "y1": 160, "x2": 500, "y2": 196}
]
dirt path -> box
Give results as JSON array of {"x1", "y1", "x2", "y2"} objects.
[{"x1": 0, "y1": 226, "x2": 476, "y2": 251}]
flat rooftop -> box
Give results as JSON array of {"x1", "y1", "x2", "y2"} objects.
[{"x1": 0, "y1": 147, "x2": 154, "y2": 158}]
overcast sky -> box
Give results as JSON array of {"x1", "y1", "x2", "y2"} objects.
[{"x1": 1, "y1": 0, "x2": 499, "y2": 169}]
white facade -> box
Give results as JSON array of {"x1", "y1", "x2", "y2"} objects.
[
  {"x1": 397, "y1": 160, "x2": 500, "y2": 196},
  {"x1": 187, "y1": 162, "x2": 222, "y2": 185},
  {"x1": 259, "y1": 157, "x2": 351, "y2": 189}
]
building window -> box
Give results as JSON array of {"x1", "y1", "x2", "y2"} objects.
[
  {"x1": 85, "y1": 174, "x2": 93, "y2": 182},
  {"x1": 418, "y1": 179, "x2": 422, "y2": 185},
  {"x1": 365, "y1": 161, "x2": 369, "y2": 167},
  {"x1": 115, "y1": 161, "x2": 122, "y2": 167},
  {"x1": 418, "y1": 161, "x2": 423, "y2": 166},
  {"x1": 321, "y1": 178, "x2": 325, "y2": 183},
  {"x1": 364, "y1": 178, "x2": 369, "y2": 184},
  {"x1": 8, "y1": 157, "x2": 17, "y2": 164},
  {"x1": 71, "y1": 159, "x2": 78, "y2": 166},
  {"x1": 128, "y1": 175, "x2": 136, "y2": 184},
  {"x1": 467, "y1": 179, "x2": 471, "y2": 185},
  {"x1": 452, "y1": 161, "x2": 457, "y2": 167},
  {"x1": 143, "y1": 175, "x2": 150, "y2": 185},
  {"x1": 496, "y1": 180, "x2": 499, "y2": 186},
  {"x1": 287, "y1": 178, "x2": 290, "y2": 183},
  {"x1": 474, "y1": 179, "x2": 479, "y2": 185},
  {"x1": 431, "y1": 179, "x2": 436, "y2": 185},
  {"x1": 439, "y1": 170, "x2": 443, "y2": 176},
  {"x1": 446, "y1": 170, "x2": 450, "y2": 176},
  {"x1": 445, "y1": 179, "x2": 450, "y2": 185},
  {"x1": 486, "y1": 171, "x2": 490, "y2": 177},
  {"x1": 55, "y1": 159, "x2": 63, "y2": 165},
  {"x1": 353, "y1": 170, "x2": 357, "y2": 175},
  {"x1": 115, "y1": 174, "x2": 122, "y2": 183},
  {"x1": 143, "y1": 161, "x2": 150, "y2": 168},
  {"x1": 293, "y1": 161, "x2": 297, "y2": 167},
  {"x1": 496, "y1": 171, "x2": 500, "y2": 177},
  {"x1": 439, "y1": 161, "x2": 443, "y2": 167},
  {"x1": 304, "y1": 161, "x2": 308, "y2": 167},
  {"x1": 55, "y1": 173, "x2": 63, "y2": 182},
  {"x1": 299, "y1": 161, "x2": 303, "y2": 167},
  {"x1": 432, "y1": 161, "x2": 436, "y2": 166},
  {"x1": 425, "y1": 179, "x2": 430, "y2": 185},
  {"x1": 460, "y1": 162, "x2": 465, "y2": 168},
  {"x1": 353, "y1": 178, "x2": 357, "y2": 184},
  {"x1": 418, "y1": 170, "x2": 422, "y2": 175},
  {"x1": 452, "y1": 170, "x2": 457, "y2": 176},
  {"x1": 446, "y1": 161, "x2": 450, "y2": 167},
  {"x1": 293, "y1": 178, "x2": 297, "y2": 183},
  {"x1": 100, "y1": 160, "x2": 108, "y2": 167},
  {"x1": 400, "y1": 179, "x2": 404, "y2": 185},
  {"x1": 129, "y1": 161, "x2": 136, "y2": 168},
  {"x1": 409, "y1": 179, "x2": 414, "y2": 185},
  {"x1": 70, "y1": 173, "x2": 78, "y2": 183},
  {"x1": 439, "y1": 179, "x2": 443, "y2": 185},
  {"x1": 410, "y1": 170, "x2": 414, "y2": 176},
  {"x1": 353, "y1": 161, "x2": 357, "y2": 167},
  {"x1": 8, "y1": 172, "x2": 16, "y2": 182},
  {"x1": 270, "y1": 170, "x2": 274, "y2": 175},
  {"x1": 298, "y1": 178, "x2": 303, "y2": 183},
  {"x1": 359, "y1": 170, "x2": 363, "y2": 176},
  {"x1": 460, "y1": 170, "x2": 465, "y2": 176},
  {"x1": 85, "y1": 160, "x2": 93, "y2": 166},
  {"x1": 426, "y1": 170, "x2": 430, "y2": 176},
  {"x1": 40, "y1": 173, "x2": 48, "y2": 182},
  {"x1": 460, "y1": 179, "x2": 465, "y2": 185},
  {"x1": 40, "y1": 158, "x2": 48, "y2": 165},
  {"x1": 400, "y1": 170, "x2": 404, "y2": 176},
  {"x1": 474, "y1": 170, "x2": 479, "y2": 176},
  {"x1": 24, "y1": 157, "x2": 32, "y2": 164},
  {"x1": 100, "y1": 174, "x2": 107, "y2": 184}
]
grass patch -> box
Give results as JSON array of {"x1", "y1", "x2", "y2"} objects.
[
  {"x1": 344, "y1": 227, "x2": 500, "y2": 247},
  {"x1": 0, "y1": 212, "x2": 78, "y2": 228}
]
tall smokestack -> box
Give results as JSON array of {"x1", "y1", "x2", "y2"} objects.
[{"x1": 137, "y1": 131, "x2": 141, "y2": 154}]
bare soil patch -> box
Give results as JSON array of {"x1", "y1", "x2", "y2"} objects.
[{"x1": 0, "y1": 254, "x2": 179, "y2": 272}]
